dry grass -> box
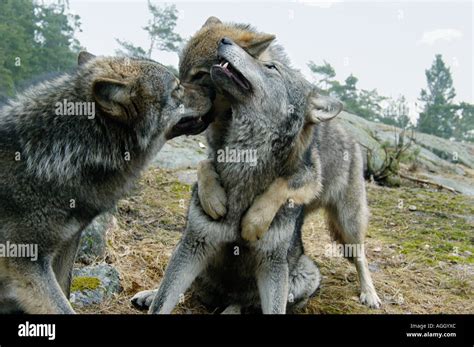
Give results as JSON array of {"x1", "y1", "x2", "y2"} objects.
[{"x1": 76, "y1": 168, "x2": 474, "y2": 314}]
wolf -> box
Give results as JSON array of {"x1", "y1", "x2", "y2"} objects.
[
  {"x1": 130, "y1": 37, "x2": 335, "y2": 314},
  {"x1": 0, "y1": 51, "x2": 212, "y2": 314},
  {"x1": 178, "y1": 17, "x2": 381, "y2": 308},
  {"x1": 178, "y1": 16, "x2": 289, "y2": 219}
]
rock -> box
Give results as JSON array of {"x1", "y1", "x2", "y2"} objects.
[
  {"x1": 76, "y1": 213, "x2": 115, "y2": 265},
  {"x1": 419, "y1": 173, "x2": 474, "y2": 196},
  {"x1": 340, "y1": 112, "x2": 474, "y2": 170},
  {"x1": 408, "y1": 205, "x2": 417, "y2": 211},
  {"x1": 368, "y1": 262, "x2": 380, "y2": 272},
  {"x1": 70, "y1": 263, "x2": 122, "y2": 307},
  {"x1": 337, "y1": 112, "x2": 474, "y2": 194},
  {"x1": 152, "y1": 135, "x2": 207, "y2": 169}
]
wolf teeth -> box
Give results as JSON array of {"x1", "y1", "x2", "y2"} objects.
[{"x1": 219, "y1": 60, "x2": 229, "y2": 69}]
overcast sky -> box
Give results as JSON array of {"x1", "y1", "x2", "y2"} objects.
[{"x1": 65, "y1": 0, "x2": 472, "y2": 118}]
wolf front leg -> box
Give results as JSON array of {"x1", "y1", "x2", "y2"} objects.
[
  {"x1": 53, "y1": 232, "x2": 82, "y2": 298},
  {"x1": 242, "y1": 166, "x2": 321, "y2": 241},
  {"x1": 148, "y1": 235, "x2": 211, "y2": 314},
  {"x1": 197, "y1": 159, "x2": 227, "y2": 220},
  {"x1": 9, "y1": 258, "x2": 75, "y2": 314}
]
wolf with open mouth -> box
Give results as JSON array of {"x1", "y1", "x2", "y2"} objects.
[
  {"x1": 130, "y1": 38, "x2": 334, "y2": 314},
  {"x1": 0, "y1": 52, "x2": 212, "y2": 314},
  {"x1": 179, "y1": 17, "x2": 381, "y2": 309}
]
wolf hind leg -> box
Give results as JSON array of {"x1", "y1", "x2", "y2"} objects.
[
  {"x1": 287, "y1": 254, "x2": 321, "y2": 312},
  {"x1": 255, "y1": 246, "x2": 289, "y2": 314},
  {"x1": 325, "y1": 202, "x2": 381, "y2": 309}
]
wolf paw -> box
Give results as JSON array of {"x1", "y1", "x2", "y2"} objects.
[
  {"x1": 198, "y1": 180, "x2": 227, "y2": 220},
  {"x1": 131, "y1": 289, "x2": 157, "y2": 310},
  {"x1": 359, "y1": 290, "x2": 381, "y2": 309},
  {"x1": 241, "y1": 219, "x2": 266, "y2": 242},
  {"x1": 241, "y1": 205, "x2": 273, "y2": 242}
]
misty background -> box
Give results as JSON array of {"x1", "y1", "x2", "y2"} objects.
[
  {"x1": 0, "y1": 0, "x2": 472, "y2": 140},
  {"x1": 70, "y1": 0, "x2": 472, "y2": 112}
]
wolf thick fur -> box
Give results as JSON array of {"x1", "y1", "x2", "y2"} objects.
[
  {"x1": 131, "y1": 38, "x2": 324, "y2": 314},
  {"x1": 0, "y1": 52, "x2": 211, "y2": 314},
  {"x1": 178, "y1": 17, "x2": 381, "y2": 308}
]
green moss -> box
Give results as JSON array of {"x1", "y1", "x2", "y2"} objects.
[
  {"x1": 367, "y1": 186, "x2": 474, "y2": 266},
  {"x1": 71, "y1": 276, "x2": 101, "y2": 292},
  {"x1": 170, "y1": 182, "x2": 191, "y2": 196}
]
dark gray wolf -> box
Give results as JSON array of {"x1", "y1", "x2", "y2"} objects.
[
  {"x1": 0, "y1": 52, "x2": 212, "y2": 314},
  {"x1": 130, "y1": 37, "x2": 332, "y2": 314}
]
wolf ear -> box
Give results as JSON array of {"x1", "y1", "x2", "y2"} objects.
[
  {"x1": 78, "y1": 51, "x2": 96, "y2": 66},
  {"x1": 306, "y1": 89, "x2": 343, "y2": 124},
  {"x1": 237, "y1": 33, "x2": 276, "y2": 58},
  {"x1": 93, "y1": 78, "x2": 136, "y2": 123},
  {"x1": 202, "y1": 16, "x2": 222, "y2": 28}
]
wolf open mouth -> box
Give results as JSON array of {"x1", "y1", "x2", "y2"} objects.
[
  {"x1": 214, "y1": 57, "x2": 251, "y2": 91},
  {"x1": 167, "y1": 112, "x2": 213, "y2": 139}
]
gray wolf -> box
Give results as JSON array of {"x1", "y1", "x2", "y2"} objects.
[
  {"x1": 0, "y1": 51, "x2": 212, "y2": 314},
  {"x1": 131, "y1": 37, "x2": 328, "y2": 314},
  {"x1": 179, "y1": 17, "x2": 381, "y2": 308}
]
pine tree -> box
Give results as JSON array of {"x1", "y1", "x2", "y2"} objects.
[
  {"x1": 417, "y1": 54, "x2": 457, "y2": 138},
  {"x1": 116, "y1": 2, "x2": 183, "y2": 58},
  {"x1": 454, "y1": 102, "x2": 474, "y2": 142},
  {"x1": 307, "y1": 60, "x2": 335, "y2": 90},
  {"x1": 383, "y1": 95, "x2": 411, "y2": 128}
]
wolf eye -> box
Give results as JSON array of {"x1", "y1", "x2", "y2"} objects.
[{"x1": 265, "y1": 63, "x2": 278, "y2": 70}]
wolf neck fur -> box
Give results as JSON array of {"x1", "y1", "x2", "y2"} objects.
[{"x1": 211, "y1": 102, "x2": 304, "y2": 212}]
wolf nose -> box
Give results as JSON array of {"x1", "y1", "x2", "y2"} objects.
[{"x1": 220, "y1": 37, "x2": 233, "y2": 46}]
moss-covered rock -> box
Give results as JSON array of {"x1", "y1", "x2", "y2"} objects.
[
  {"x1": 70, "y1": 263, "x2": 122, "y2": 307},
  {"x1": 77, "y1": 213, "x2": 115, "y2": 264},
  {"x1": 71, "y1": 276, "x2": 101, "y2": 292}
]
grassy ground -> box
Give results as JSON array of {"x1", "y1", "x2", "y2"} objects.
[{"x1": 76, "y1": 167, "x2": 474, "y2": 314}]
